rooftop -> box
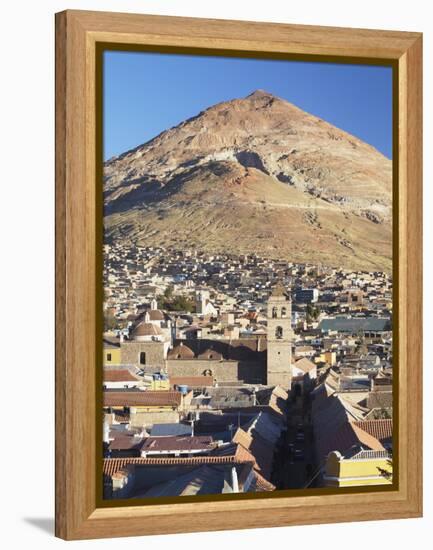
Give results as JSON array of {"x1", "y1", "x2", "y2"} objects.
[
  {"x1": 141, "y1": 435, "x2": 215, "y2": 453},
  {"x1": 319, "y1": 317, "x2": 391, "y2": 333},
  {"x1": 103, "y1": 390, "x2": 182, "y2": 408}
]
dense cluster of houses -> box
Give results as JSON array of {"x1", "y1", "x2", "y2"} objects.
[{"x1": 102, "y1": 243, "x2": 393, "y2": 499}]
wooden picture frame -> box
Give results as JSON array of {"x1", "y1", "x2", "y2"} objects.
[{"x1": 55, "y1": 9, "x2": 422, "y2": 540}]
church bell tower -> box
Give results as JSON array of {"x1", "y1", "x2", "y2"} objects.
[{"x1": 267, "y1": 282, "x2": 293, "y2": 389}]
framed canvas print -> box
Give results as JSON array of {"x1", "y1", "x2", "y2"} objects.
[{"x1": 55, "y1": 10, "x2": 423, "y2": 540}]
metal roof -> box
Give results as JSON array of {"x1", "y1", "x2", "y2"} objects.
[
  {"x1": 319, "y1": 317, "x2": 391, "y2": 333},
  {"x1": 150, "y1": 423, "x2": 193, "y2": 437}
]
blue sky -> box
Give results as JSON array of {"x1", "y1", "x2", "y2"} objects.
[{"x1": 103, "y1": 51, "x2": 393, "y2": 161}]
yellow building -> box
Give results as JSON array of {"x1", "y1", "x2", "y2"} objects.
[
  {"x1": 103, "y1": 389, "x2": 193, "y2": 428},
  {"x1": 315, "y1": 350, "x2": 336, "y2": 366},
  {"x1": 324, "y1": 449, "x2": 392, "y2": 487},
  {"x1": 103, "y1": 337, "x2": 122, "y2": 366},
  {"x1": 147, "y1": 374, "x2": 170, "y2": 391},
  {"x1": 104, "y1": 346, "x2": 121, "y2": 366}
]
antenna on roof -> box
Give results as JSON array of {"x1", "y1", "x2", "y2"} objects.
[{"x1": 228, "y1": 423, "x2": 234, "y2": 440}]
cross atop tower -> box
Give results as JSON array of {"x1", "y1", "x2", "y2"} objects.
[{"x1": 270, "y1": 280, "x2": 291, "y2": 299}]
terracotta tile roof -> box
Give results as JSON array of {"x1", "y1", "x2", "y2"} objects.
[
  {"x1": 294, "y1": 357, "x2": 316, "y2": 373},
  {"x1": 103, "y1": 442, "x2": 255, "y2": 477},
  {"x1": 103, "y1": 390, "x2": 182, "y2": 408},
  {"x1": 322, "y1": 421, "x2": 384, "y2": 459},
  {"x1": 141, "y1": 435, "x2": 214, "y2": 453},
  {"x1": 131, "y1": 322, "x2": 162, "y2": 337},
  {"x1": 103, "y1": 369, "x2": 142, "y2": 382},
  {"x1": 167, "y1": 343, "x2": 195, "y2": 359},
  {"x1": 147, "y1": 310, "x2": 165, "y2": 321},
  {"x1": 233, "y1": 428, "x2": 274, "y2": 480},
  {"x1": 254, "y1": 471, "x2": 276, "y2": 492},
  {"x1": 197, "y1": 349, "x2": 223, "y2": 360},
  {"x1": 353, "y1": 419, "x2": 393, "y2": 444},
  {"x1": 109, "y1": 434, "x2": 144, "y2": 451},
  {"x1": 170, "y1": 376, "x2": 214, "y2": 388}
]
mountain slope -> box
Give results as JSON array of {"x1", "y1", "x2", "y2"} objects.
[{"x1": 104, "y1": 90, "x2": 392, "y2": 271}]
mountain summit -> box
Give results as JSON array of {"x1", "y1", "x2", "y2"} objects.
[
  {"x1": 104, "y1": 91, "x2": 392, "y2": 271},
  {"x1": 246, "y1": 89, "x2": 278, "y2": 99}
]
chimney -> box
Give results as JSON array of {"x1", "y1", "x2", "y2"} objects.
[
  {"x1": 231, "y1": 467, "x2": 239, "y2": 493},
  {"x1": 103, "y1": 418, "x2": 110, "y2": 444},
  {"x1": 252, "y1": 387, "x2": 257, "y2": 406}
]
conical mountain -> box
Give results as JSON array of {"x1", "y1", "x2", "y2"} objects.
[{"x1": 104, "y1": 90, "x2": 392, "y2": 271}]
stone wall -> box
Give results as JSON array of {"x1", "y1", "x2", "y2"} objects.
[
  {"x1": 267, "y1": 370, "x2": 292, "y2": 389},
  {"x1": 130, "y1": 410, "x2": 180, "y2": 429},
  {"x1": 166, "y1": 359, "x2": 266, "y2": 384},
  {"x1": 120, "y1": 341, "x2": 166, "y2": 368}
]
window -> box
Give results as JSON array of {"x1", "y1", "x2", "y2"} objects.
[
  {"x1": 281, "y1": 307, "x2": 287, "y2": 318},
  {"x1": 139, "y1": 352, "x2": 146, "y2": 365},
  {"x1": 275, "y1": 326, "x2": 283, "y2": 339},
  {"x1": 272, "y1": 306, "x2": 278, "y2": 318},
  {"x1": 106, "y1": 353, "x2": 112, "y2": 362}
]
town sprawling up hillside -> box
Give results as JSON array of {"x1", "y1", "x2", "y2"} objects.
[
  {"x1": 102, "y1": 92, "x2": 393, "y2": 500},
  {"x1": 104, "y1": 90, "x2": 392, "y2": 273}
]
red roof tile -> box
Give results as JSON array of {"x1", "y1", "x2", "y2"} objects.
[
  {"x1": 254, "y1": 471, "x2": 276, "y2": 491},
  {"x1": 197, "y1": 349, "x2": 223, "y2": 360},
  {"x1": 323, "y1": 421, "x2": 384, "y2": 458},
  {"x1": 353, "y1": 419, "x2": 393, "y2": 443},
  {"x1": 167, "y1": 343, "x2": 195, "y2": 359},
  {"x1": 103, "y1": 390, "x2": 182, "y2": 408},
  {"x1": 147, "y1": 310, "x2": 165, "y2": 321},
  {"x1": 142, "y1": 435, "x2": 214, "y2": 453},
  {"x1": 103, "y1": 369, "x2": 142, "y2": 382},
  {"x1": 294, "y1": 357, "x2": 316, "y2": 373},
  {"x1": 103, "y1": 442, "x2": 255, "y2": 477},
  {"x1": 131, "y1": 322, "x2": 162, "y2": 337},
  {"x1": 170, "y1": 376, "x2": 214, "y2": 388},
  {"x1": 109, "y1": 434, "x2": 144, "y2": 451}
]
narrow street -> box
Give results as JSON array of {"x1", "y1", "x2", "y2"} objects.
[{"x1": 272, "y1": 391, "x2": 316, "y2": 490}]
